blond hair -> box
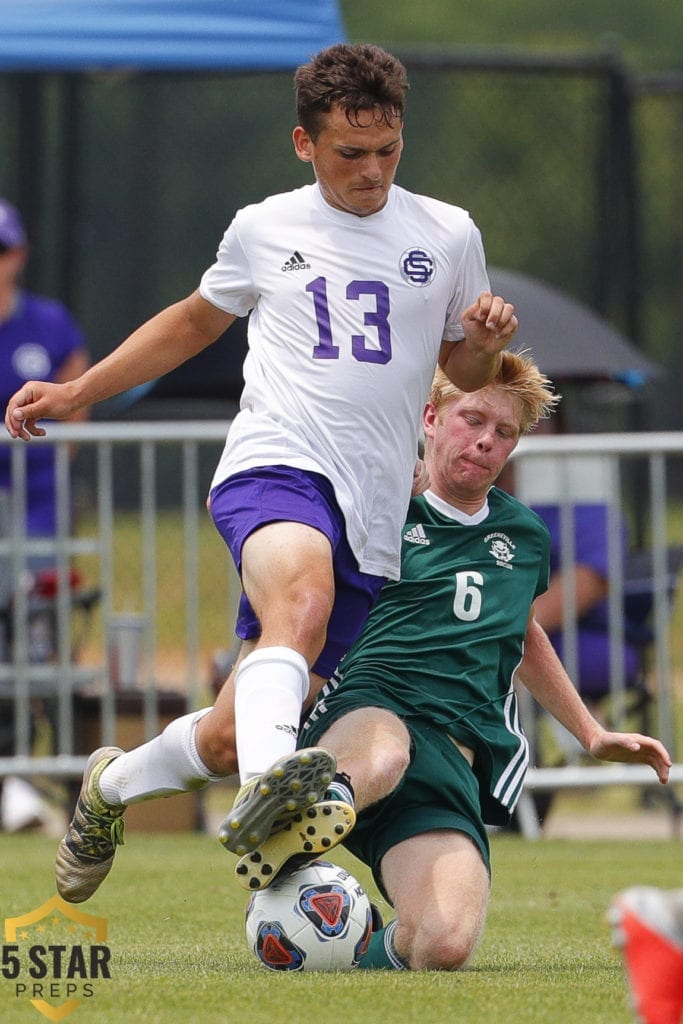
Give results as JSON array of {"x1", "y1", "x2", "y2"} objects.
[{"x1": 428, "y1": 349, "x2": 561, "y2": 436}]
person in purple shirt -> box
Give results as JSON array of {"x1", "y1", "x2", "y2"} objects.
[
  {"x1": 0, "y1": 198, "x2": 90, "y2": 830},
  {"x1": 531, "y1": 502, "x2": 640, "y2": 702},
  {"x1": 0, "y1": 199, "x2": 90, "y2": 545}
]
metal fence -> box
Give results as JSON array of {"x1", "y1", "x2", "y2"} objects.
[
  {"x1": 0, "y1": 421, "x2": 238, "y2": 784},
  {"x1": 1, "y1": 426, "x2": 682, "y2": 828}
]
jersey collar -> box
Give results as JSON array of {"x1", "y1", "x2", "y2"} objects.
[{"x1": 422, "y1": 488, "x2": 491, "y2": 525}]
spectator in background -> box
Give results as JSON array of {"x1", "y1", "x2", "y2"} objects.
[
  {"x1": 531, "y1": 500, "x2": 641, "y2": 705},
  {"x1": 0, "y1": 198, "x2": 90, "y2": 830},
  {"x1": 506, "y1": 412, "x2": 640, "y2": 709},
  {"x1": 0, "y1": 198, "x2": 90, "y2": 553}
]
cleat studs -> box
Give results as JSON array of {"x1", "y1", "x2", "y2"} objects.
[
  {"x1": 285, "y1": 800, "x2": 297, "y2": 812},
  {"x1": 290, "y1": 780, "x2": 302, "y2": 793},
  {"x1": 322, "y1": 806, "x2": 332, "y2": 816},
  {"x1": 236, "y1": 864, "x2": 248, "y2": 875},
  {"x1": 303, "y1": 842, "x2": 313, "y2": 852},
  {"x1": 322, "y1": 838, "x2": 331, "y2": 848},
  {"x1": 334, "y1": 825, "x2": 345, "y2": 835},
  {"x1": 249, "y1": 878, "x2": 260, "y2": 889},
  {"x1": 260, "y1": 783, "x2": 271, "y2": 795},
  {"x1": 306, "y1": 808, "x2": 317, "y2": 818},
  {"x1": 261, "y1": 865, "x2": 272, "y2": 876},
  {"x1": 250, "y1": 852, "x2": 262, "y2": 864},
  {"x1": 306, "y1": 826, "x2": 316, "y2": 836},
  {"x1": 230, "y1": 820, "x2": 241, "y2": 830},
  {"x1": 294, "y1": 814, "x2": 303, "y2": 823}
]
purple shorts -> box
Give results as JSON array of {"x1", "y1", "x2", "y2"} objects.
[{"x1": 208, "y1": 465, "x2": 385, "y2": 678}]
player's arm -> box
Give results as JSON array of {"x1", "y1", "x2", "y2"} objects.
[
  {"x1": 54, "y1": 348, "x2": 91, "y2": 426},
  {"x1": 6, "y1": 290, "x2": 236, "y2": 440},
  {"x1": 519, "y1": 608, "x2": 672, "y2": 784},
  {"x1": 438, "y1": 291, "x2": 517, "y2": 393}
]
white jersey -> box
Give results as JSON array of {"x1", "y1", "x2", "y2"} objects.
[{"x1": 200, "y1": 182, "x2": 489, "y2": 579}]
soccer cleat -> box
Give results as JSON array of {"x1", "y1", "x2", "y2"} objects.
[
  {"x1": 234, "y1": 800, "x2": 355, "y2": 890},
  {"x1": 218, "y1": 747, "x2": 336, "y2": 857},
  {"x1": 608, "y1": 886, "x2": 683, "y2": 1024},
  {"x1": 55, "y1": 746, "x2": 126, "y2": 904}
]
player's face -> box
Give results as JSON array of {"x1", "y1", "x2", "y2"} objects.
[
  {"x1": 424, "y1": 389, "x2": 522, "y2": 505},
  {"x1": 0, "y1": 245, "x2": 26, "y2": 288},
  {"x1": 293, "y1": 105, "x2": 403, "y2": 217}
]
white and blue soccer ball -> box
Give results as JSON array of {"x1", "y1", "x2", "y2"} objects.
[{"x1": 245, "y1": 860, "x2": 373, "y2": 971}]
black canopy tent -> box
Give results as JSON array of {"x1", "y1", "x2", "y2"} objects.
[{"x1": 488, "y1": 265, "x2": 660, "y2": 386}]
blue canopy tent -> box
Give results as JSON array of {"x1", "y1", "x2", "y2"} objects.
[{"x1": 0, "y1": 1, "x2": 346, "y2": 71}]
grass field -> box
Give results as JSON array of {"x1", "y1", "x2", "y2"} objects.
[{"x1": 2, "y1": 830, "x2": 679, "y2": 1024}]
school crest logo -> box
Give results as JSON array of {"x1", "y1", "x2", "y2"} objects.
[
  {"x1": 399, "y1": 247, "x2": 435, "y2": 287},
  {"x1": 485, "y1": 531, "x2": 516, "y2": 568}
]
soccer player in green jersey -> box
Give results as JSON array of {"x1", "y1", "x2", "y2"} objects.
[{"x1": 293, "y1": 349, "x2": 672, "y2": 971}]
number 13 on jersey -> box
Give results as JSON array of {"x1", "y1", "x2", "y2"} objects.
[{"x1": 306, "y1": 277, "x2": 392, "y2": 364}]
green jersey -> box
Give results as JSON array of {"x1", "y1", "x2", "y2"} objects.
[{"x1": 307, "y1": 486, "x2": 550, "y2": 823}]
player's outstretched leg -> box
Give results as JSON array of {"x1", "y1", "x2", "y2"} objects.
[
  {"x1": 608, "y1": 886, "x2": 683, "y2": 1024},
  {"x1": 55, "y1": 747, "x2": 126, "y2": 904},
  {"x1": 234, "y1": 799, "x2": 356, "y2": 890},
  {"x1": 218, "y1": 747, "x2": 336, "y2": 857}
]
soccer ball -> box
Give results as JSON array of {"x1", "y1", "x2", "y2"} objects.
[{"x1": 245, "y1": 860, "x2": 373, "y2": 971}]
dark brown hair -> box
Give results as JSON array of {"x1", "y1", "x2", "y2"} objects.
[{"x1": 294, "y1": 43, "x2": 409, "y2": 139}]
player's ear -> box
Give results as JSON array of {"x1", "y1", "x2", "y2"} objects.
[
  {"x1": 292, "y1": 126, "x2": 314, "y2": 163},
  {"x1": 422, "y1": 401, "x2": 437, "y2": 437}
]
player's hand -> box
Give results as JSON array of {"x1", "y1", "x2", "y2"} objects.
[
  {"x1": 412, "y1": 458, "x2": 430, "y2": 496},
  {"x1": 588, "y1": 729, "x2": 672, "y2": 784},
  {"x1": 461, "y1": 292, "x2": 518, "y2": 355},
  {"x1": 5, "y1": 381, "x2": 76, "y2": 441}
]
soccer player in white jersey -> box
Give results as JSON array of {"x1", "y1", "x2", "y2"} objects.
[
  {"x1": 300, "y1": 353, "x2": 672, "y2": 970},
  {"x1": 4, "y1": 43, "x2": 518, "y2": 904}
]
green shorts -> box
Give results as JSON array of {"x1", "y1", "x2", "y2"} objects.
[{"x1": 302, "y1": 699, "x2": 491, "y2": 903}]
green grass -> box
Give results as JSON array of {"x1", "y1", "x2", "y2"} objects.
[{"x1": 2, "y1": 832, "x2": 679, "y2": 1024}]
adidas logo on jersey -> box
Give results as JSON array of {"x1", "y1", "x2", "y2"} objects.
[
  {"x1": 403, "y1": 523, "x2": 430, "y2": 546},
  {"x1": 281, "y1": 250, "x2": 311, "y2": 272}
]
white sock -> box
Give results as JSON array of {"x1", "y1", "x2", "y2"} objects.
[
  {"x1": 98, "y1": 707, "x2": 222, "y2": 805},
  {"x1": 234, "y1": 646, "x2": 310, "y2": 783}
]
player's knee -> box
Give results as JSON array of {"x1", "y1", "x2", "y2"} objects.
[
  {"x1": 403, "y1": 919, "x2": 479, "y2": 971},
  {"x1": 291, "y1": 588, "x2": 333, "y2": 648},
  {"x1": 378, "y1": 741, "x2": 410, "y2": 793}
]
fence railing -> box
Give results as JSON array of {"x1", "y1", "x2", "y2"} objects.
[
  {"x1": 512, "y1": 431, "x2": 683, "y2": 835},
  {"x1": 1, "y1": 425, "x2": 682, "y2": 833},
  {"x1": 0, "y1": 421, "x2": 237, "y2": 780}
]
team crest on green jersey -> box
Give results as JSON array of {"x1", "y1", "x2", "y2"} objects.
[{"x1": 485, "y1": 532, "x2": 515, "y2": 567}]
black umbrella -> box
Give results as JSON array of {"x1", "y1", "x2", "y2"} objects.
[{"x1": 488, "y1": 266, "x2": 661, "y2": 385}]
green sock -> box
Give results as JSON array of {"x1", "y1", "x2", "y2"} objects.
[{"x1": 357, "y1": 920, "x2": 409, "y2": 971}]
